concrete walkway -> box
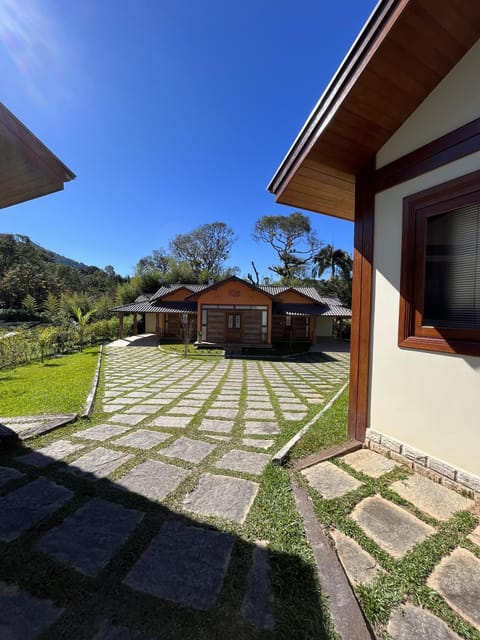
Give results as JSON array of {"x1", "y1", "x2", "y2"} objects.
[
  {"x1": 299, "y1": 448, "x2": 480, "y2": 639},
  {"x1": 0, "y1": 343, "x2": 350, "y2": 639}
]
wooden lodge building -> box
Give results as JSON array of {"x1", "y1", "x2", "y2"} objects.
[{"x1": 112, "y1": 276, "x2": 351, "y2": 348}]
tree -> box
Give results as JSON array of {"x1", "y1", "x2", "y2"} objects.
[
  {"x1": 312, "y1": 244, "x2": 352, "y2": 281},
  {"x1": 253, "y1": 212, "x2": 320, "y2": 284},
  {"x1": 71, "y1": 305, "x2": 95, "y2": 351},
  {"x1": 169, "y1": 222, "x2": 236, "y2": 279}
]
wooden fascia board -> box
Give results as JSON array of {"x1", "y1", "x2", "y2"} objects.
[
  {"x1": 267, "y1": 0, "x2": 408, "y2": 199},
  {"x1": 0, "y1": 102, "x2": 75, "y2": 184}
]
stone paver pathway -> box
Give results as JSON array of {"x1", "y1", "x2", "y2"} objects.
[
  {"x1": 301, "y1": 448, "x2": 479, "y2": 639},
  {"x1": 0, "y1": 344, "x2": 350, "y2": 638}
]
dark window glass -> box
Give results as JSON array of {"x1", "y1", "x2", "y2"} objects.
[{"x1": 424, "y1": 204, "x2": 480, "y2": 329}]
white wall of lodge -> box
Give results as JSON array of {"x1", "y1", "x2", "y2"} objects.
[{"x1": 370, "y1": 38, "x2": 480, "y2": 478}]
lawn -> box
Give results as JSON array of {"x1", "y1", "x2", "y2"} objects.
[{"x1": 0, "y1": 346, "x2": 100, "y2": 417}]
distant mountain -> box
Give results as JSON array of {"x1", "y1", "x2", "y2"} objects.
[
  {"x1": 0, "y1": 234, "x2": 123, "y2": 308},
  {"x1": 47, "y1": 249, "x2": 91, "y2": 272}
]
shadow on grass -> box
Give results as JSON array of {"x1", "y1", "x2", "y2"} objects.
[{"x1": 0, "y1": 438, "x2": 332, "y2": 640}]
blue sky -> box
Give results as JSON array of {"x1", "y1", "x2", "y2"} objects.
[{"x1": 0, "y1": 0, "x2": 377, "y2": 278}]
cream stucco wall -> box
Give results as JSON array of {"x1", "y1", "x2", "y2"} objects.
[
  {"x1": 145, "y1": 313, "x2": 157, "y2": 334},
  {"x1": 371, "y1": 150, "x2": 480, "y2": 478},
  {"x1": 377, "y1": 39, "x2": 480, "y2": 168},
  {"x1": 371, "y1": 39, "x2": 480, "y2": 477},
  {"x1": 314, "y1": 317, "x2": 333, "y2": 337}
]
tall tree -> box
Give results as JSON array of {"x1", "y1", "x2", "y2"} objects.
[
  {"x1": 169, "y1": 222, "x2": 236, "y2": 279},
  {"x1": 253, "y1": 212, "x2": 319, "y2": 284},
  {"x1": 312, "y1": 244, "x2": 352, "y2": 281}
]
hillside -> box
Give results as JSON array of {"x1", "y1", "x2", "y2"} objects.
[{"x1": 0, "y1": 234, "x2": 124, "y2": 308}]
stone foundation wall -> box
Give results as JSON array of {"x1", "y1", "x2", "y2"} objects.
[{"x1": 365, "y1": 429, "x2": 480, "y2": 501}]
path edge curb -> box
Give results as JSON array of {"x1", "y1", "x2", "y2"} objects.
[
  {"x1": 290, "y1": 476, "x2": 374, "y2": 640},
  {"x1": 272, "y1": 381, "x2": 349, "y2": 465},
  {"x1": 81, "y1": 344, "x2": 103, "y2": 419}
]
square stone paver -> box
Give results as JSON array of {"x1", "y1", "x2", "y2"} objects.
[
  {"x1": 37, "y1": 497, "x2": 143, "y2": 576},
  {"x1": 351, "y1": 495, "x2": 435, "y2": 559},
  {"x1": 108, "y1": 414, "x2": 149, "y2": 426},
  {"x1": 16, "y1": 440, "x2": 86, "y2": 468},
  {"x1": 198, "y1": 419, "x2": 234, "y2": 434},
  {"x1": 160, "y1": 437, "x2": 216, "y2": 464},
  {"x1": 182, "y1": 473, "x2": 259, "y2": 524},
  {"x1": 242, "y1": 438, "x2": 274, "y2": 450},
  {"x1": 0, "y1": 581, "x2": 64, "y2": 638},
  {"x1": 103, "y1": 404, "x2": 127, "y2": 413},
  {"x1": 166, "y1": 406, "x2": 200, "y2": 416},
  {"x1": 428, "y1": 548, "x2": 480, "y2": 630},
  {"x1": 65, "y1": 448, "x2": 133, "y2": 480},
  {"x1": 390, "y1": 474, "x2": 474, "y2": 521},
  {"x1": 0, "y1": 477, "x2": 73, "y2": 542},
  {"x1": 124, "y1": 405, "x2": 160, "y2": 414},
  {"x1": 215, "y1": 450, "x2": 270, "y2": 476},
  {"x1": 330, "y1": 529, "x2": 380, "y2": 585},
  {"x1": 113, "y1": 430, "x2": 172, "y2": 450},
  {"x1": 468, "y1": 524, "x2": 480, "y2": 547},
  {"x1": 387, "y1": 603, "x2": 463, "y2": 640},
  {"x1": 117, "y1": 460, "x2": 191, "y2": 501},
  {"x1": 244, "y1": 410, "x2": 276, "y2": 420},
  {"x1": 282, "y1": 412, "x2": 307, "y2": 421},
  {"x1": 244, "y1": 421, "x2": 280, "y2": 435},
  {"x1": 123, "y1": 520, "x2": 234, "y2": 610},
  {"x1": 342, "y1": 449, "x2": 398, "y2": 478},
  {"x1": 149, "y1": 416, "x2": 191, "y2": 429},
  {"x1": 74, "y1": 424, "x2": 130, "y2": 442},
  {"x1": 302, "y1": 462, "x2": 362, "y2": 499},
  {"x1": 0, "y1": 465, "x2": 25, "y2": 486},
  {"x1": 205, "y1": 409, "x2": 239, "y2": 419}
]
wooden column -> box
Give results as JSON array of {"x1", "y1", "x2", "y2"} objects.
[
  {"x1": 155, "y1": 313, "x2": 160, "y2": 336},
  {"x1": 348, "y1": 158, "x2": 375, "y2": 442},
  {"x1": 133, "y1": 314, "x2": 138, "y2": 335},
  {"x1": 119, "y1": 313, "x2": 124, "y2": 339}
]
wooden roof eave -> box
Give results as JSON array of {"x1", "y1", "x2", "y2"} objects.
[
  {"x1": 0, "y1": 102, "x2": 75, "y2": 210},
  {"x1": 267, "y1": 0, "x2": 480, "y2": 220}
]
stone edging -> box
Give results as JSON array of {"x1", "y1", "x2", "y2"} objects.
[
  {"x1": 290, "y1": 477, "x2": 373, "y2": 640},
  {"x1": 366, "y1": 429, "x2": 480, "y2": 499},
  {"x1": 81, "y1": 345, "x2": 103, "y2": 419},
  {"x1": 272, "y1": 382, "x2": 349, "y2": 465}
]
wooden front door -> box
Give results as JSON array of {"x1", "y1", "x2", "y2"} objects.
[{"x1": 225, "y1": 312, "x2": 242, "y2": 343}]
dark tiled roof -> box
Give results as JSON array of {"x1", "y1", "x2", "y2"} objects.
[
  {"x1": 150, "y1": 284, "x2": 207, "y2": 301},
  {"x1": 273, "y1": 302, "x2": 351, "y2": 317},
  {"x1": 111, "y1": 301, "x2": 197, "y2": 314},
  {"x1": 259, "y1": 285, "x2": 323, "y2": 302}
]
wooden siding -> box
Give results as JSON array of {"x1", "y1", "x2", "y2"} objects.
[
  {"x1": 272, "y1": 315, "x2": 310, "y2": 342},
  {"x1": 242, "y1": 310, "x2": 262, "y2": 343},
  {"x1": 206, "y1": 310, "x2": 225, "y2": 342},
  {"x1": 274, "y1": 289, "x2": 315, "y2": 303},
  {"x1": 165, "y1": 314, "x2": 181, "y2": 338}
]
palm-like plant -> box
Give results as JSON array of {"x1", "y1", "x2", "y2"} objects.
[
  {"x1": 312, "y1": 245, "x2": 352, "y2": 281},
  {"x1": 71, "y1": 306, "x2": 95, "y2": 351}
]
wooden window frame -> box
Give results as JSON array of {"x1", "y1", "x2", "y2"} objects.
[{"x1": 399, "y1": 169, "x2": 480, "y2": 356}]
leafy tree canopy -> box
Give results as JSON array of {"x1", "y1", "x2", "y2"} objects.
[{"x1": 253, "y1": 212, "x2": 320, "y2": 285}]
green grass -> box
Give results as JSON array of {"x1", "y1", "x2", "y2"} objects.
[
  {"x1": 0, "y1": 346, "x2": 99, "y2": 416},
  {"x1": 287, "y1": 387, "x2": 349, "y2": 462},
  {"x1": 159, "y1": 341, "x2": 224, "y2": 359}
]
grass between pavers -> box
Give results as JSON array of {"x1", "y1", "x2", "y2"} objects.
[
  {"x1": 295, "y1": 454, "x2": 480, "y2": 640},
  {"x1": 0, "y1": 348, "x2": 352, "y2": 639},
  {"x1": 159, "y1": 341, "x2": 225, "y2": 359},
  {"x1": 0, "y1": 346, "x2": 100, "y2": 417}
]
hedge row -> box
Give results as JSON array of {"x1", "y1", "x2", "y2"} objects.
[{"x1": 0, "y1": 316, "x2": 134, "y2": 369}]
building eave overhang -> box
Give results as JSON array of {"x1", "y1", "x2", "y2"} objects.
[
  {"x1": 267, "y1": 0, "x2": 480, "y2": 220},
  {"x1": 0, "y1": 102, "x2": 75, "y2": 210}
]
